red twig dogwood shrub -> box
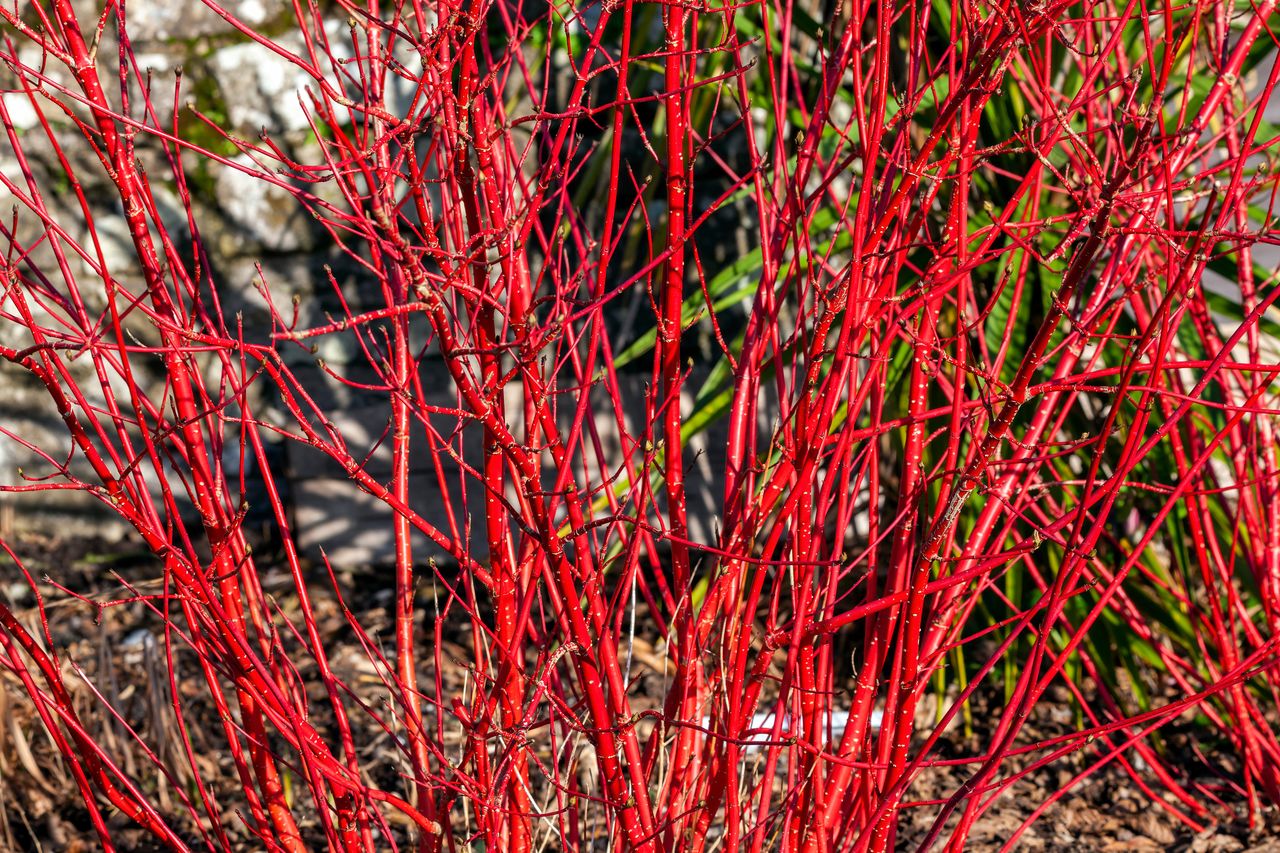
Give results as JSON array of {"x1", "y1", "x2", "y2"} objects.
[{"x1": 1, "y1": 0, "x2": 1280, "y2": 849}]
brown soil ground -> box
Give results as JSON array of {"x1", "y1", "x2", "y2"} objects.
[{"x1": 0, "y1": 531, "x2": 1276, "y2": 851}]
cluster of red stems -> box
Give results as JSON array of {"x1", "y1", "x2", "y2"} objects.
[{"x1": 0, "y1": 0, "x2": 1279, "y2": 849}]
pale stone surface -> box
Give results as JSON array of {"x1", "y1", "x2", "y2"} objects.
[
  {"x1": 215, "y1": 155, "x2": 315, "y2": 253},
  {"x1": 123, "y1": 0, "x2": 274, "y2": 42},
  {"x1": 211, "y1": 39, "x2": 321, "y2": 133}
]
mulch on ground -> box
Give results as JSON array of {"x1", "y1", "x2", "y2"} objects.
[{"x1": 0, "y1": 531, "x2": 1273, "y2": 851}]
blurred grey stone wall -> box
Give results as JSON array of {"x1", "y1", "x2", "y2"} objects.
[
  {"x1": 0, "y1": 1, "x2": 378, "y2": 544},
  {"x1": 0, "y1": 0, "x2": 745, "y2": 566}
]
